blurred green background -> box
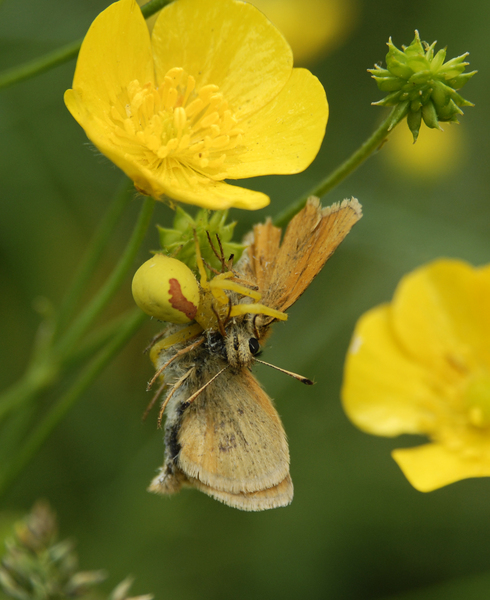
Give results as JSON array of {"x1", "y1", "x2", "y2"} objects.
[{"x1": 1, "y1": 0, "x2": 490, "y2": 598}]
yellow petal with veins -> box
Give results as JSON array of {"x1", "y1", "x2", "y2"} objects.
[
  {"x1": 225, "y1": 68, "x2": 328, "y2": 178},
  {"x1": 151, "y1": 0, "x2": 293, "y2": 121},
  {"x1": 66, "y1": 0, "x2": 154, "y2": 119}
]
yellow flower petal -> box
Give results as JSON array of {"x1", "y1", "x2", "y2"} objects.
[
  {"x1": 151, "y1": 0, "x2": 293, "y2": 121},
  {"x1": 342, "y1": 304, "x2": 435, "y2": 437},
  {"x1": 144, "y1": 168, "x2": 270, "y2": 210},
  {"x1": 225, "y1": 68, "x2": 328, "y2": 178},
  {"x1": 67, "y1": 0, "x2": 154, "y2": 119},
  {"x1": 392, "y1": 260, "x2": 490, "y2": 375},
  {"x1": 393, "y1": 443, "x2": 490, "y2": 492}
]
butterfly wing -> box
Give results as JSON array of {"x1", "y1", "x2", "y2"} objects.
[
  {"x1": 189, "y1": 473, "x2": 293, "y2": 512},
  {"x1": 176, "y1": 366, "x2": 291, "y2": 498},
  {"x1": 241, "y1": 196, "x2": 362, "y2": 314}
]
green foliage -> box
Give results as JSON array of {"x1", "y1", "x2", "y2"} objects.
[{"x1": 157, "y1": 207, "x2": 246, "y2": 272}]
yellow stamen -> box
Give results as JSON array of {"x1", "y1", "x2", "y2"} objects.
[{"x1": 108, "y1": 69, "x2": 243, "y2": 191}]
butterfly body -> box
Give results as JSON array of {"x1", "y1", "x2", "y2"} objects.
[
  {"x1": 149, "y1": 313, "x2": 293, "y2": 511},
  {"x1": 147, "y1": 197, "x2": 362, "y2": 511}
]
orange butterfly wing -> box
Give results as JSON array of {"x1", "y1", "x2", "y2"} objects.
[{"x1": 241, "y1": 196, "x2": 362, "y2": 314}]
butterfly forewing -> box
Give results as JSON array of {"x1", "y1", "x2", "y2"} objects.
[{"x1": 242, "y1": 197, "x2": 362, "y2": 314}]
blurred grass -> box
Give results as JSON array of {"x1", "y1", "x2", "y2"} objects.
[{"x1": 1, "y1": 0, "x2": 490, "y2": 599}]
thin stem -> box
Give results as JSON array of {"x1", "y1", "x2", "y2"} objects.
[
  {"x1": 0, "y1": 0, "x2": 172, "y2": 91},
  {"x1": 0, "y1": 39, "x2": 81, "y2": 91},
  {"x1": 55, "y1": 197, "x2": 155, "y2": 357},
  {"x1": 0, "y1": 309, "x2": 147, "y2": 499},
  {"x1": 0, "y1": 197, "x2": 154, "y2": 423},
  {"x1": 273, "y1": 107, "x2": 399, "y2": 228},
  {"x1": 141, "y1": 0, "x2": 173, "y2": 18},
  {"x1": 0, "y1": 311, "x2": 136, "y2": 423},
  {"x1": 0, "y1": 365, "x2": 58, "y2": 423},
  {"x1": 55, "y1": 177, "x2": 134, "y2": 335},
  {"x1": 63, "y1": 309, "x2": 140, "y2": 370}
]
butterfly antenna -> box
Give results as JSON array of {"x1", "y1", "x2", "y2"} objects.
[
  {"x1": 215, "y1": 233, "x2": 226, "y2": 269},
  {"x1": 211, "y1": 304, "x2": 227, "y2": 337},
  {"x1": 255, "y1": 359, "x2": 314, "y2": 385},
  {"x1": 206, "y1": 231, "x2": 227, "y2": 271},
  {"x1": 157, "y1": 367, "x2": 195, "y2": 428},
  {"x1": 252, "y1": 314, "x2": 260, "y2": 339},
  {"x1": 225, "y1": 296, "x2": 233, "y2": 325},
  {"x1": 202, "y1": 257, "x2": 221, "y2": 276},
  {"x1": 182, "y1": 365, "x2": 230, "y2": 407},
  {"x1": 226, "y1": 253, "x2": 235, "y2": 270}
]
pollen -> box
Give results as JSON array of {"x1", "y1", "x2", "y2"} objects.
[{"x1": 108, "y1": 68, "x2": 243, "y2": 186}]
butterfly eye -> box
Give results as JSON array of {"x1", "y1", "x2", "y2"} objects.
[{"x1": 248, "y1": 337, "x2": 260, "y2": 355}]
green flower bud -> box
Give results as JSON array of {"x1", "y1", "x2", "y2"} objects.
[
  {"x1": 157, "y1": 207, "x2": 245, "y2": 272},
  {"x1": 132, "y1": 255, "x2": 200, "y2": 324},
  {"x1": 370, "y1": 30, "x2": 476, "y2": 141}
]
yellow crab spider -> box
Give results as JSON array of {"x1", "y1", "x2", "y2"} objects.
[{"x1": 133, "y1": 236, "x2": 288, "y2": 360}]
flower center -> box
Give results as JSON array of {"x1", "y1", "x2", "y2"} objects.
[
  {"x1": 108, "y1": 67, "x2": 243, "y2": 185},
  {"x1": 464, "y1": 371, "x2": 490, "y2": 428}
]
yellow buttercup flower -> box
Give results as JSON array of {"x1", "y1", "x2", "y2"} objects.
[
  {"x1": 342, "y1": 259, "x2": 490, "y2": 492},
  {"x1": 64, "y1": 0, "x2": 328, "y2": 210}
]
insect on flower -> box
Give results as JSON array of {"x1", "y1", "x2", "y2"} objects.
[{"x1": 133, "y1": 197, "x2": 362, "y2": 511}]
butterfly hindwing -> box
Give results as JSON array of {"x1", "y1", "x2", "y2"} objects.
[{"x1": 177, "y1": 365, "x2": 290, "y2": 496}]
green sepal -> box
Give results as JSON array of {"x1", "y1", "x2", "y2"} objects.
[
  {"x1": 386, "y1": 100, "x2": 410, "y2": 131},
  {"x1": 422, "y1": 101, "x2": 441, "y2": 129},
  {"x1": 157, "y1": 207, "x2": 245, "y2": 273},
  {"x1": 448, "y1": 71, "x2": 477, "y2": 89},
  {"x1": 407, "y1": 109, "x2": 422, "y2": 142}
]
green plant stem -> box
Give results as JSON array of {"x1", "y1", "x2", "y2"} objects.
[
  {"x1": 55, "y1": 197, "x2": 155, "y2": 358},
  {"x1": 273, "y1": 107, "x2": 399, "y2": 228},
  {"x1": 55, "y1": 177, "x2": 134, "y2": 335},
  {"x1": 63, "y1": 309, "x2": 141, "y2": 370},
  {"x1": 0, "y1": 0, "x2": 173, "y2": 91},
  {"x1": 0, "y1": 197, "x2": 155, "y2": 422},
  {"x1": 140, "y1": 0, "x2": 173, "y2": 18},
  {"x1": 0, "y1": 365, "x2": 58, "y2": 423},
  {"x1": 0, "y1": 309, "x2": 147, "y2": 499},
  {"x1": 0, "y1": 39, "x2": 81, "y2": 90}
]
